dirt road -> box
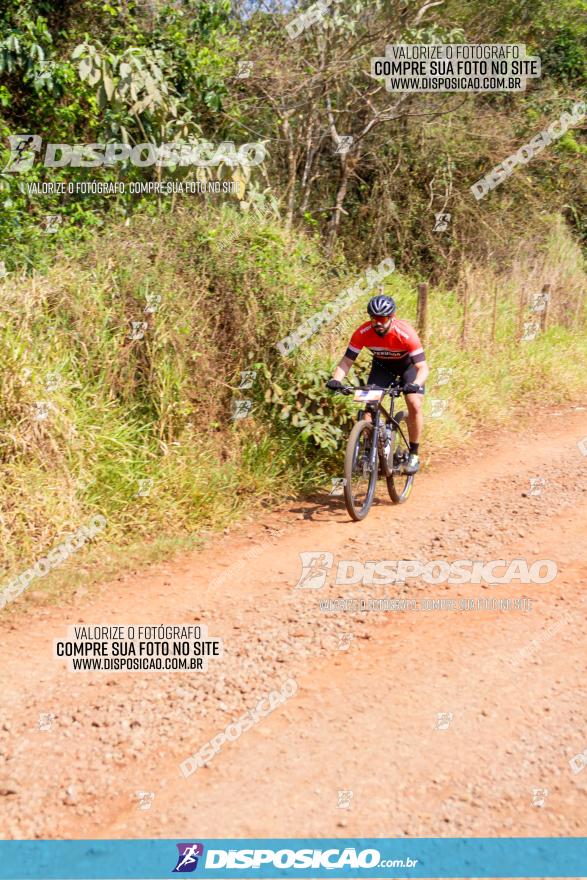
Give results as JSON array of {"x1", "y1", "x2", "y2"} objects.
[{"x1": 1, "y1": 407, "x2": 586, "y2": 840}]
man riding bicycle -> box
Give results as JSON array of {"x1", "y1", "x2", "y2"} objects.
[{"x1": 326, "y1": 294, "x2": 429, "y2": 475}]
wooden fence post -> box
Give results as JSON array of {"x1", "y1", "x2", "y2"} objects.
[{"x1": 417, "y1": 282, "x2": 428, "y2": 345}]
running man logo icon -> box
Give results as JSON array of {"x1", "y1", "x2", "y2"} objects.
[
  {"x1": 329, "y1": 477, "x2": 346, "y2": 496},
  {"x1": 38, "y1": 712, "x2": 55, "y2": 731},
  {"x1": 434, "y1": 711, "x2": 453, "y2": 730},
  {"x1": 531, "y1": 292, "x2": 550, "y2": 313},
  {"x1": 42, "y1": 214, "x2": 62, "y2": 234},
  {"x1": 569, "y1": 749, "x2": 587, "y2": 775},
  {"x1": 429, "y1": 398, "x2": 448, "y2": 419},
  {"x1": 31, "y1": 401, "x2": 50, "y2": 422},
  {"x1": 295, "y1": 552, "x2": 334, "y2": 589},
  {"x1": 144, "y1": 293, "x2": 162, "y2": 314},
  {"x1": 238, "y1": 369, "x2": 257, "y2": 390},
  {"x1": 137, "y1": 477, "x2": 154, "y2": 497},
  {"x1": 4, "y1": 134, "x2": 42, "y2": 172},
  {"x1": 135, "y1": 790, "x2": 155, "y2": 810},
  {"x1": 337, "y1": 789, "x2": 353, "y2": 809},
  {"x1": 529, "y1": 477, "x2": 546, "y2": 497},
  {"x1": 232, "y1": 399, "x2": 253, "y2": 420},
  {"x1": 531, "y1": 788, "x2": 548, "y2": 807},
  {"x1": 45, "y1": 372, "x2": 61, "y2": 392},
  {"x1": 173, "y1": 843, "x2": 205, "y2": 873},
  {"x1": 435, "y1": 367, "x2": 453, "y2": 387},
  {"x1": 237, "y1": 60, "x2": 253, "y2": 79},
  {"x1": 522, "y1": 320, "x2": 540, "y2": 341},
  {"x1": 433, "y1": 212, "x2": 451, "y2": 232},
  {"x1": 335, "y1": 135, "x2": 353, "y2": 155},
  {"x1": 129, "y1": 321, "x2": 148, "y2": 341}
]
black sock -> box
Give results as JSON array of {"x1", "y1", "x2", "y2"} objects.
[{"x1": 409, "y1": 442, "x2": 419, "y2": 454}]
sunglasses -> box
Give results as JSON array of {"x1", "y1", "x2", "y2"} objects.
[{"x1": 370, "y1": 315, "x2": 391, "y2": 324}]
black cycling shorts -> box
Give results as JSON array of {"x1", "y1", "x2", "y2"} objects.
[{"x1": 367, "y1": 359, "x2": 425, "y2": 394}]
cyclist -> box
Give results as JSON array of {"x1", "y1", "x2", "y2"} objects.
[{"x1": 326, "y1": 294, "x2": 428, "y2": 474}]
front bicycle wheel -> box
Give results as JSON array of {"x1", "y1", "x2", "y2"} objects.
[
  {"x1": 343, "y1": 420, "x2": 378, "y2": 521},
  {"x1": 386, "y1": 412, "x2": 415, "y2": 504}
]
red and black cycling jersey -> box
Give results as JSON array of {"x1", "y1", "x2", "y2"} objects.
[{"x1": 344, "y1": 318, "x2": 426, "y2": 371}]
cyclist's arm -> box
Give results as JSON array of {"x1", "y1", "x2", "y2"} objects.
[
  {"x1": 332, "y1": 355, "x2": 354, "y2": 382},
  {"x1": 412, "y1": 359, "x2": 429, "y2": 386},
  {"x1": 407, "y1": 327, "x2": 429, "y2": 388}
]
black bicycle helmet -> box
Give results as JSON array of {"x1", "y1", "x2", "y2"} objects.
[{"x1": 367, "y1": 294, "x2": 396, "y2": 317}]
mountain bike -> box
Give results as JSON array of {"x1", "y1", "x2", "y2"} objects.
[{"x1": 330, "y1": 381, "x2": 415, "y2": 521}]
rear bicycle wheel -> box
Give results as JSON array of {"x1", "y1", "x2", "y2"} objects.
[
  {"x1": 386, "y1": 412, "x2": 415, "y2": 504},
  {"x1": 343, "y1": 420, "x2": 378, "y2": 521}
]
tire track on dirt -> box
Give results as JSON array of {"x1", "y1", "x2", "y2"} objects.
[{"x1": 0, "y1": 408, "x2": 585, "y2": 839}]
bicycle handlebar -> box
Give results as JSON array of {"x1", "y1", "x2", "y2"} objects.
[{"x1": 332, "y1": 381, "x2": 403, "y2": 397}]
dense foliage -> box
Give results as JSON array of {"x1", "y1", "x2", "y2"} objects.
[
  {"x1": 0, "y1": 0, "x2": 585, "y2": 581},
  {"x1": 0, "y1": 0, "x2": 585, "y2": 276}
]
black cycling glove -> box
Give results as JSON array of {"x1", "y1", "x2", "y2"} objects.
[
  {"x1": 326, "y1": 379, "x2": 344, "y2": 391},
  {"x1": 403, "y1": 382, "x2": 424, "y2": 394}
]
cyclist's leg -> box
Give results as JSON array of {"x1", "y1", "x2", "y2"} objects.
[{"x1": 401, "y1": 364, "x2": 425, "y2": 445}]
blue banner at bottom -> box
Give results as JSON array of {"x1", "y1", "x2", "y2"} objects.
[{"x1": 0, "y1": 838, "x2": 585, "y2": 879}]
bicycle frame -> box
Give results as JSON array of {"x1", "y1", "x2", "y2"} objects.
[{"x1": 360, "y1": 383, "x2": 411, "y2": 477}]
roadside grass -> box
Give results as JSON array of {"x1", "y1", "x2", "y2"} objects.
[{"x1": 1, "y1": 205, "x2": 586, "y2": 608}]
